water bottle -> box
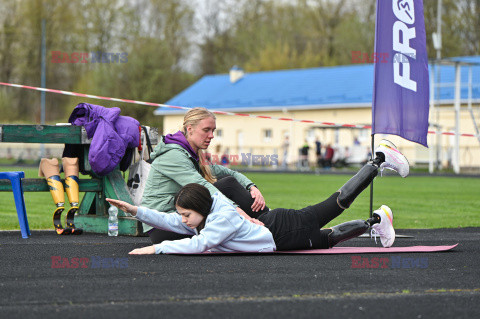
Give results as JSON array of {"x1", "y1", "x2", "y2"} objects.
[{"x1": 108, "y1": 206, "x2": 118, "y2": 236}]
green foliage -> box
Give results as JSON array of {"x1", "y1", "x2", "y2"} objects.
[
  {"x1": 199, "y1": 0, "x2": 378, "y2": 73},
  {"x1": 244, "y1": 41, "x2": 324, "y2": 71},
  {"x1": 0, "y1": 0, "x2": 197, "y2": 126},
  {"x1": 0, "y1": 0, "x2": 478, "y2": 124}
]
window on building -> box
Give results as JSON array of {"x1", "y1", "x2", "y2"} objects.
[
  {"x1": 216, "y1": 129, "x2": 223, "y2": 140},
  {"x1": 358, "y1": 128, "x2": 369, "y2": 142},
  {"x1": 263, "y1": 129, "x2": 272, "y2": 143},
  {"x1": 307, "y1": 128, "x2": 316, "y2": 143}
]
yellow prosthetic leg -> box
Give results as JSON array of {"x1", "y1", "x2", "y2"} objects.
[
  {"x1": 62, "y1": 157, "x2": 82, "y2": 235},
  {"x1": 39, "y1": 158, "x2": 72, "y2": 235}
]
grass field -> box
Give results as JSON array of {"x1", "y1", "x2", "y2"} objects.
[{"x1": 1, "y1": 165, "x2": 479, "y2": 230}]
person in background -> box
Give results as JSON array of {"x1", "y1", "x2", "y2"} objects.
[
  {"x1": 221, "y1": 147, "x2": 230, "y2": 167},
  {"x1": 299, "y1": 139, "x2": 310, "y2": 170},
  {"x1": 281, "y1": 135, "x2": 290, "y2": 169},
  {"x1": 315, "y1": 137, "x2": 322, "y2": 168},
  {"x1": 322, "y1": 144, "x2": 334, "y2": 169}
]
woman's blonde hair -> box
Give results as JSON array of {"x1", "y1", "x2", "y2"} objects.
[{"x1": 182, "y1": 107, "x2": 217, "y2": 183}]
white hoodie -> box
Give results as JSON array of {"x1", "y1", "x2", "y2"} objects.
[{"x1": 136, "y1": 193, "x2": 276, "y2": 254}]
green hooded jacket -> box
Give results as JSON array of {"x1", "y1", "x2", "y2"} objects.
[{"x1": 141, "y1": 138, "x2": 254, "y2": 232}]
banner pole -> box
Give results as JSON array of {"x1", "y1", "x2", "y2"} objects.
[{"x1": 369, "y1": 134, "x2": 375, "y2": 218}]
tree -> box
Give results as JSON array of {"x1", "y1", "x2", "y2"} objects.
[
  {"x1": 0, "y1": 0, "x2": 478, "y2": 125},
  {"x1": 458, "y1": 0, "x2": 480, "y2": 55},
  {"x1": 71, "y1": 0, "x2": 197, "y2": 128},
  {"x1": 198, "y1": 0, "x2": 377, "y2": 73}
]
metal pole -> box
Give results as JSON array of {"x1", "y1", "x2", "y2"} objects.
[
  {"x1": 369, "y1": 134, "x2": 374, "y2": 218},
  {"x1": 429, "y1": 65, "x2": 435, "y2": 173},
  {"x1": 436, "y1": 0, "x2": 442, "y2": 60},
  {"x1": 435, "y1": 0, "x2": 443, "y2": 171},
  {"x1": 467, "y1": 66, "x2": 480, "y2": 144},
  {"x1": 453, "y1": 63, "x2": 461, "y2": 174},
  {"x1": 436, "y1": 85, "x2": 442, "y2": 169},
  {"x1": 40, "y1": 18, "x2": 46, "y2": 158},
  {"x1": 435, "y1": 63, "x2": 442, "y2": 170}
]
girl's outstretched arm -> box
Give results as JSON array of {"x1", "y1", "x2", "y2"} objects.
[
  {"x1": 129, "y1": 246, "x2": 155, "y2": 255},
  {"x1": 106, "y1": 198, "x2": 138, "y2": 216}
]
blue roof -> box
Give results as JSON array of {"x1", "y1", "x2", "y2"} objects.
[{"x1": 156, "y1": 56, "x2": 480, "y2": 115}]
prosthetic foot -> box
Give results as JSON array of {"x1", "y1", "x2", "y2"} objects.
[
  {"x1": 326, "y1": 220, "x2": 370, "y2": 248},
  {"x1": 63, "y1": 157, "x2": 83, "y2": 235},
  {"x1": 337, "y1": 164, "x2": 378, "y2": 209},
  {"x1": 374, "y1": 140, "x2": 410, "y2": 177},
  {"x1": 370, "y1": 205, "x2": 395, "y2": 247},
  {"x1": 39, "y1": 158, "x2": 72, "y2": 235}
]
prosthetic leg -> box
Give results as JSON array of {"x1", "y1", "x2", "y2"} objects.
[
  {"x1": 326, "y1": 220, "x2": 370, "y2": 248},
  {"x1": 62, "y1": 157, "x2": 83, "y2": 235},
  {"x1": 319, "y1": 163, "x2": 379, "y2": 247},
  {"x1": 321, "y1": 141, "x2": 408, "y2": 248},
  {"x1": 39, "y1": 158, "x2": 71, "y2": 235},
  {"x1": 336, "y1": 163, "x2": 378, "y2": 210}
]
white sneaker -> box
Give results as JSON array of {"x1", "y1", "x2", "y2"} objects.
[
  {"x1": 374, "y1": 139, "x2": 410, "y2": 177},
  {"x1": 371, "y1": 205, "x2": 395, "y2": 248}
]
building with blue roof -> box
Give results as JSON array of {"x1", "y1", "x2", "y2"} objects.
[
  {"x1": 157, "y1": 56, "x2": 480, "y2": 171},
  {"x1": 156, "y1": 56, "x2": 480, "y2": 114}
]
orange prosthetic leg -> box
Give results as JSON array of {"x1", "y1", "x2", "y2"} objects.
[
  {"x1": 39, "y1": 158, "x2": 72, "y2": 235},
  {"x1": 62, "y1": 157, "x2": 82, "y2": 235}
]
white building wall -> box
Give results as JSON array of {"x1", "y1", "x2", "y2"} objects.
[{"x1": 162, "y1": 105, "x2": 480, "y2": 171}]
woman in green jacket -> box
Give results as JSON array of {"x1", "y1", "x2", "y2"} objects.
[{"x1": 142, "y1": 107, "x2": 269, "y2": 244}]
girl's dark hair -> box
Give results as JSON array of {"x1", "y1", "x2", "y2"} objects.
[{"x1": 174, "y1": 183, "x2": 213, "y2": 217}]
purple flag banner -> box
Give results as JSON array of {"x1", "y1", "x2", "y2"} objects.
[{"x1": 372, "y1": 0, "x2": 430, "y2": 147}]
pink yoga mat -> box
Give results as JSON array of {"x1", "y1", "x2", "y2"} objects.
[
  {"x1": 170, "y1": 244, "x2": 458, "y2": 255},
  {"x1": 274, "y1": 244, "x2": 458, "y2": 254}
]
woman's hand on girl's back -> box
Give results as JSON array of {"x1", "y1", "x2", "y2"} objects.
[
  {"x1": 236, "y1": 207, "x2": 265, "y2": 226},
  {"x1": 249, "y1": 186, "x2": 266, "y2": 212},
  {"x1": 249, "y1": 218, "x2": 264, "y2": 226}
]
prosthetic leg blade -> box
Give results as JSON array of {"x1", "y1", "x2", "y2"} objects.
[
  {"x1": 328, "y1": 220, "x2": 369, "y2": 248},
  {"x1": 65, "y1": 207, "x2": 82, "y2": 235},
  {"x1": 40, "y1": 158, "x2": 74, "y2": 235},
  {"x1": 337, "y1": 164, "x2": 378, "y2": 209},
  {"x1": 53, "y1": 207, "x2": 70, "y2": 235},
  {"x1": 63, "y1": 158, "x2": 83, "y2": 235}
]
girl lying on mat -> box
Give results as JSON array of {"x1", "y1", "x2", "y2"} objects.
[{"x1": 107, "y1": 139, "x2": 409, "y2": 255}]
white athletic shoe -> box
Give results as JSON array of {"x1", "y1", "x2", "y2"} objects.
[
  {"x1": 374, "y1": 139, "x2": 410, "y2": 178},
  {"x1": 371, "y1": 205, "x2": 395, "y2": 248}
]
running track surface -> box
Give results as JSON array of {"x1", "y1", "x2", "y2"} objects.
[{"x1": 0, "y1": 228, "x2": 478, "y2": 318}]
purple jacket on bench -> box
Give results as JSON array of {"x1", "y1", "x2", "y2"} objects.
[{"x1": 68, "y1": 103, "x2": 140, "y2": 176}]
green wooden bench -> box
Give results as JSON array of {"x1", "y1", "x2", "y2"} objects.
[{"x1": 0, "y1": 124, "x2": 157, "y2": 236}]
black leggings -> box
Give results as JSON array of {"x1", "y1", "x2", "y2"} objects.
[
  {"x1": 213, "y1": 176, "x2": 270, "y2": 219},
  {"x1": 258, "y1": 192, "x2": 344, "y2": 251},
  {"x1": 148, "y1": 176, "x2": 269, "y2": 244}
]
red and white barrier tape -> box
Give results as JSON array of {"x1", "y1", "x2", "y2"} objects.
[{"x1": 0, "y1": 81, "x2": 477, "y2": 138}]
